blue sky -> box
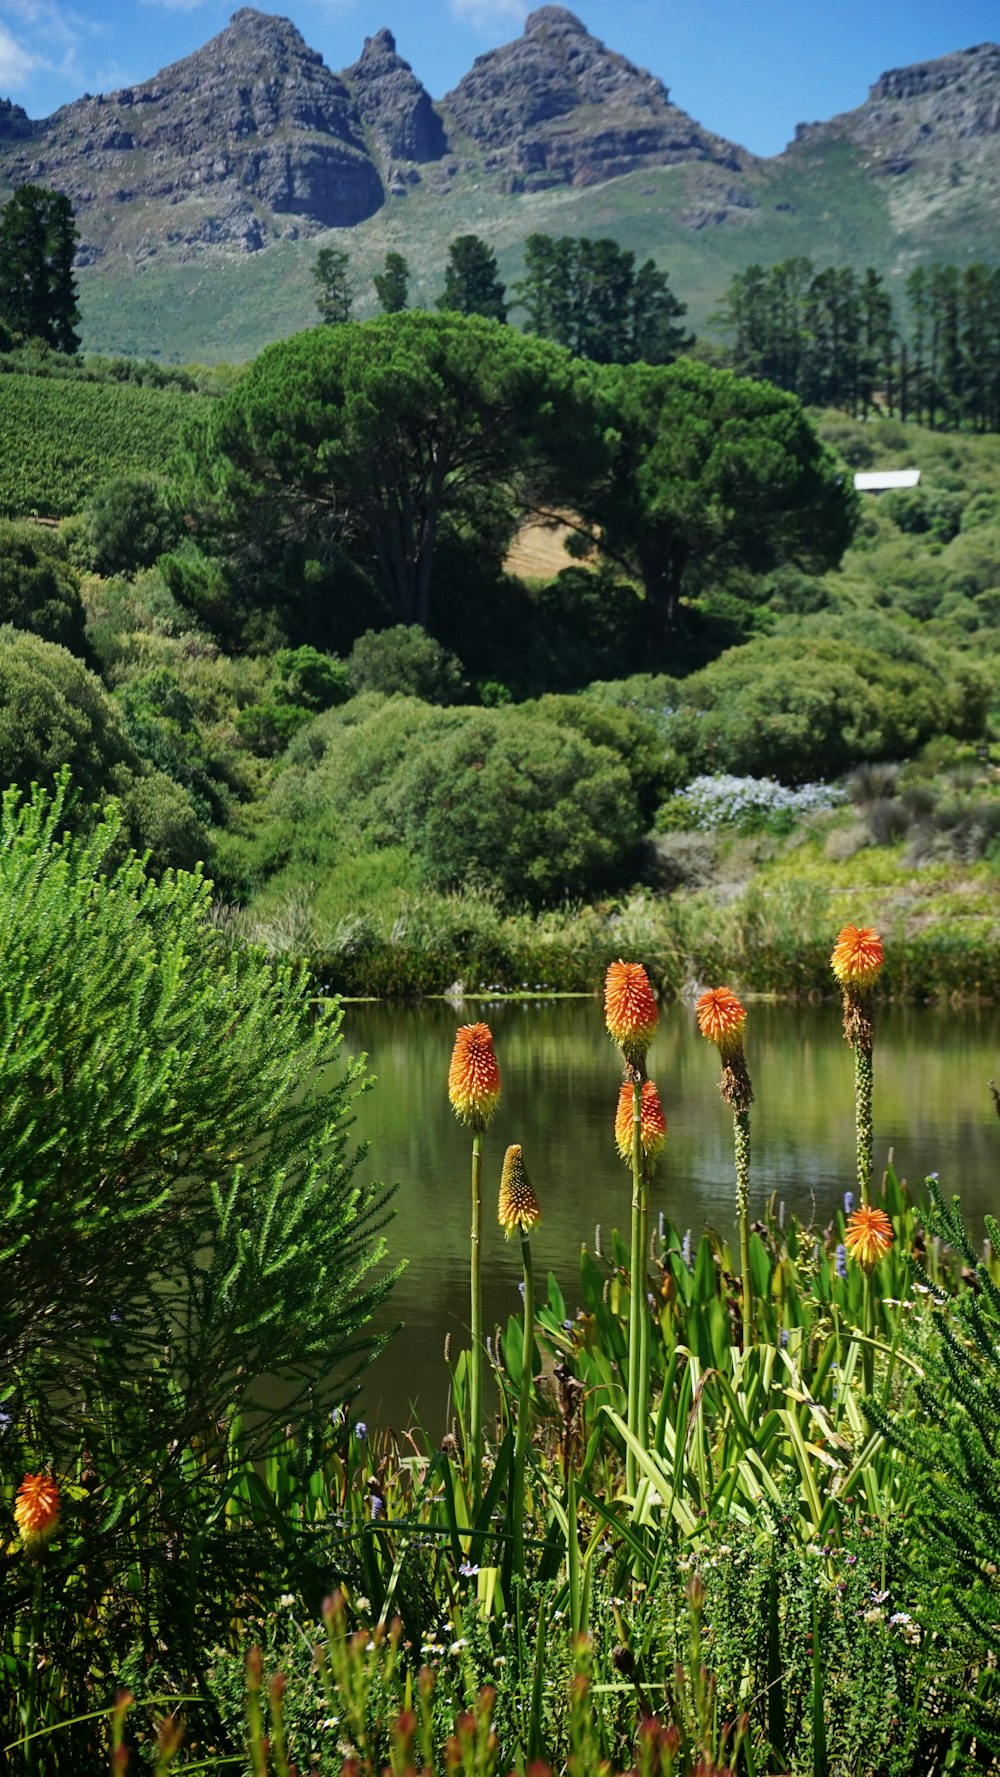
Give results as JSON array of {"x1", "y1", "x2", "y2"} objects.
[{"x1": 1, "y1": 0, "x2": 997, "y2": 156}]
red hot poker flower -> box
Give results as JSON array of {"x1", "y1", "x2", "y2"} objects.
[
  {"x1": 604, "y1": 961, "x2": 658, "y2": 1060},
  {"x1": 843, "y1": 1204, "x2": 894, "y2": 1273},
  {"x1": 448, "y1": 1023, "x2": 501, "y2": 1130},
  {"x1": 831, "y1": 925, "x2": 884, "y2": 990},
  {"x1": 615, "y1": 1079, "x2": 667, "y2": 1164},
  {"x1": 696, "y1": 987, "x2": 747, "y2": 1062},
  {"x1": 498, "y1": 1144, "x2": 541, "y2": 1238},
  {"x1": 14, "y1": 1473, "x2": 60, "y2": 1552}
]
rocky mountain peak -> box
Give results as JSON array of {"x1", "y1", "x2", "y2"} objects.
[
  {"x1": 442, "y1": 9, "x2": 748, "y2": 189},
  {"x1": 524, "y1": 7, "x2": 589, "y2": 37},
  {"x1": 344, "y1": 25, "x2": 446, "y2": 166},
  {"x1": 792, "y1": 40, "x2": 1000, "y2": 159}
]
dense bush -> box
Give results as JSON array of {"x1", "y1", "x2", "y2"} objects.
[
  {"x1": 348, "y1": 625, "x2": 467, "y2": 703},
  {"x1": 664, "y1": 635, "x2": 988, "y2": 782},
  {"x1": 85, "y1": 474, "x2": 181, "y2": 576},
  {"x1": 0, "y1": 781, "x2": 397, "y2": 1757},
  {"x1": 270, "y1": 695, "x2": 645, "y2": 906},
  {"x1": 0, "y1": 519, "x2": 88, "y2": 653},
  {"x1": 0, "y1": 628, "x2": 207, "y2": 868},
  {"x1": 235, "y1": 644, "x2": 352, "y2": 754}
]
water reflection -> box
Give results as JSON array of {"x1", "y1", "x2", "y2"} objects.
[{"x1": 335, "y1": 1000, "x2": 1000, "y2": 1428}]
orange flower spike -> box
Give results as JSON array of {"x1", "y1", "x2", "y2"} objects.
[
  {"x1": 604, "y1": 961, "x2": 658, "y2": 1061},
  {"x1": 447, "y1": 1023, "x2": 501, "y2": 1130},
  {"x1": 498, "y1": 1144, "x2": 541, "y2": 1238},
  {"x1": 615, "y1": 1080, "x2": 668, "y2": 1164},
  {"x1": 844, "y1": 1204, "x2": 894, "y2": 1273},
  {"x1": 695, "y1": 987, "x2": 747, "y2": 1062},
  {"x1": 14, "y1": 1473, "x2": 60, "y2": 1552},
  {"x1": 831, "y1": 925, "x2": 884, "y2": 990}
]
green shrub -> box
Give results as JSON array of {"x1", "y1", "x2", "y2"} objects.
[
  {"x1": 0, "y1": 519, "x2": 88, "y2": 654},
  {"x1": 348, "y1": 625, "x2": 467, "y2": 703},
  {"x1": 85, "y1": 473, "x2": 181, "y2": 576},
  {"x1": 0, "y1": 627, "x2": 208, "y2": 866},
  {"x1": 268, "y1": 695, "x2": 644, "y2": 907},
  {"x1": 0, "y1": 780, "x2": 397, "y2": 1753},
  {"x1": 236, "y1": 644, "x2": 352, "y2": 754},
  {"x1": 665, "y1": 634, "x2": 987, "y2": 783}
]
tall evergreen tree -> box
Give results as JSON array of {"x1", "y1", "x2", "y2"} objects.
[
  {"x1": 312, "y1": 245, "x2": 353, "y2": 326},
  {"x1": 0, "y1": 184, "x2": 79, "y2": 353},
  {"x1": 437, "y1": 235, "x2": 507, "y2": 322},
  {"x1": 373, "y1": 251, "x2": 410, "y2": 315},
  {"x1": 514, "y1": 233, "x2": 689, "y2": 365}
]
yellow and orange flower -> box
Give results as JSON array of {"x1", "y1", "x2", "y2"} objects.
[
  {"x1": 695, "y1": 987, "x2": 747, "y2": 1061},
  {"x1": 498, "y1": 1144, "x2": 541, "y2": 1238},
  {"x1": 448, "y1": 1022, "x2": 501, "y2": 1129},
  {"x1": 615, "y1": 1079, "x2": 667, "y2": 1164},
  {"x1": 830, "y1": 925, "x2": 884, "y2": 990},
  {"x1": 843, "y1": 1204, "x2": 894, "y2": 1273},
  {"x1": 14, "y1": 1473, "x2": 60, "y2": 1552},
  {"x1": 604, "y1": 961, "x2": 658, "y2": 1059}
]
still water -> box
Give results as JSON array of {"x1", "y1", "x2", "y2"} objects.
[{"x1": 337, "y1": 1000, "x2": 1000, "y2": 1429}]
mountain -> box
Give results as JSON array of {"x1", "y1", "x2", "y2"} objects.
[
  {"x1": 0, "y1": 9, "x2": 997, "y2": 361},
  {"x1": 440, "y1": 6, "x2": 749, "y2": 190}
]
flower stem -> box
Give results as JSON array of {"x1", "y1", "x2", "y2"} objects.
[
  {"x1": 21, "y1": 1562, "x2": 44, "y2": 1777},
  {"x1": 626, "y1": 1077, "x2": 644, "y2": 1495},
  {"x1": 735, "y1": 1108, "x2": 753, "y2": 1350},
  {"x1": 512, "y1": 1230, "x2": 535, "y2": 1583},
  {"x1": 855, "y1": 1045, "x2": 873, "y2": 1207},
  {"x1": 862, "y1": 1274, "x2": 875, "y2": 1400},
  {"x1": 470, "y1": 1130, "x2": 483, "y2": 1499}
]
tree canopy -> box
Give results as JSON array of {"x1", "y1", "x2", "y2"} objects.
[
  {"x1": 581, "y1": 358, "x2": 857, "y2": 649},
  {"x1": 173, "y1": 311, "x2": 600, "y2": 632}
]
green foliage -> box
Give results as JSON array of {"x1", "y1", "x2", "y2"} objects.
[
  {"x1": 0, "y1": 519, "x2": 88, "y2": 654},
  {"x1": 0, "y1": 374, "x2": 203, "y2": 517},
  {"x1": 173, "y1": 312, "x2": 599, "y2": 634},
  {"x1": 665, "y1": 634, "x2": 984, "y2": 782},
  {"x1": 84, "y1": 474, "x2": 181, "y2": 575},
  {"x1": 872, "y1": 1182, "x2": 1000, "y2": 1667},
  {"x1": 585, "y1": 358, "x2": 856, "y2": 649},
  {"x1": 0, "y1": 628, "x2": 208, "y2": 869},
  {"x1": 437, "y1": 234, "x2": 508, "y2": 322},
  {"x1": 0, "y1": 780, "x2": 398, "y2": 1759},
  {"x1": 313, "y1": 244, "x2": 353, "y2": 326},
  {"x1": 0, "y1": 184, "x2": 79, "y2": 353},
  {"x1": 348, "y1": 625, "x2": 466, "y2": 703},
  {"x1": 235, "y1": 644, "x2": 353, "y2": 754},
  {"x1": 373, "y1": 250, "x2": 410, "y2": 314},
  {"x1": 514, "y1": 231, "x2": 691, "y2": 364},
  {"x1": 263, "y1": 694, "x2": 644, "y2": 907}
]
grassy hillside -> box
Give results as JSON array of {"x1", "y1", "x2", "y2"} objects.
[{"x1": 76, "y1": 138, "x2": 995, "y2": 364}]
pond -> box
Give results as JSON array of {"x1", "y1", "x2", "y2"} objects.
[{"x1": 338, "y1": 999, "x2": 1000, "y2": 1430}]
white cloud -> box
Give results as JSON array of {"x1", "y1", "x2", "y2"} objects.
[
  {"x1": 449, "y1": 0, "x2": 528, "y2": 32},
  {"x1": 0, "y1": 20, "x2": 42, "y2": 86}
]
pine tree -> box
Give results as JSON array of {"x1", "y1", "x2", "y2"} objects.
[
  {"x1": 437, "y1": 234, "x2": 507, "y2": 322},
  {"x1": 373, "y1": 250, "x2": 410, "y2": 314},
  {"x1": 312, "y1": 244, "x2": 353, "y2": 326},
  {"x1": 0, "y1": 183, "x2": 79, "y2": 353}
]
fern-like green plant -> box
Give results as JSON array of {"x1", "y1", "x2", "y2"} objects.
[
  {"x1": 0, "y1": 776, "x2": 400, "y2": 1759},
  {"x1": 868, "y1": 1176, "x2": 1000, "y2": 1701}
]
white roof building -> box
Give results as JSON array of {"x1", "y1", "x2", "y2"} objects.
[{"x1": 853, "y1": 470, "x2": 922, "y2": 492}]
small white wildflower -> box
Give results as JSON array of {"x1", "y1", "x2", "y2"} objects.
[
  {"x1": 355, "y1": 1596, "x2": 371, "y2": 1613},
  {"x1": 450, "y1": 1639, "x2": 467, "y2": 1655}
]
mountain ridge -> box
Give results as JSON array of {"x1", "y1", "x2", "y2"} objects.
[{"x1": 0, "y1": 10, "x2": 998, "y2": 360}]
